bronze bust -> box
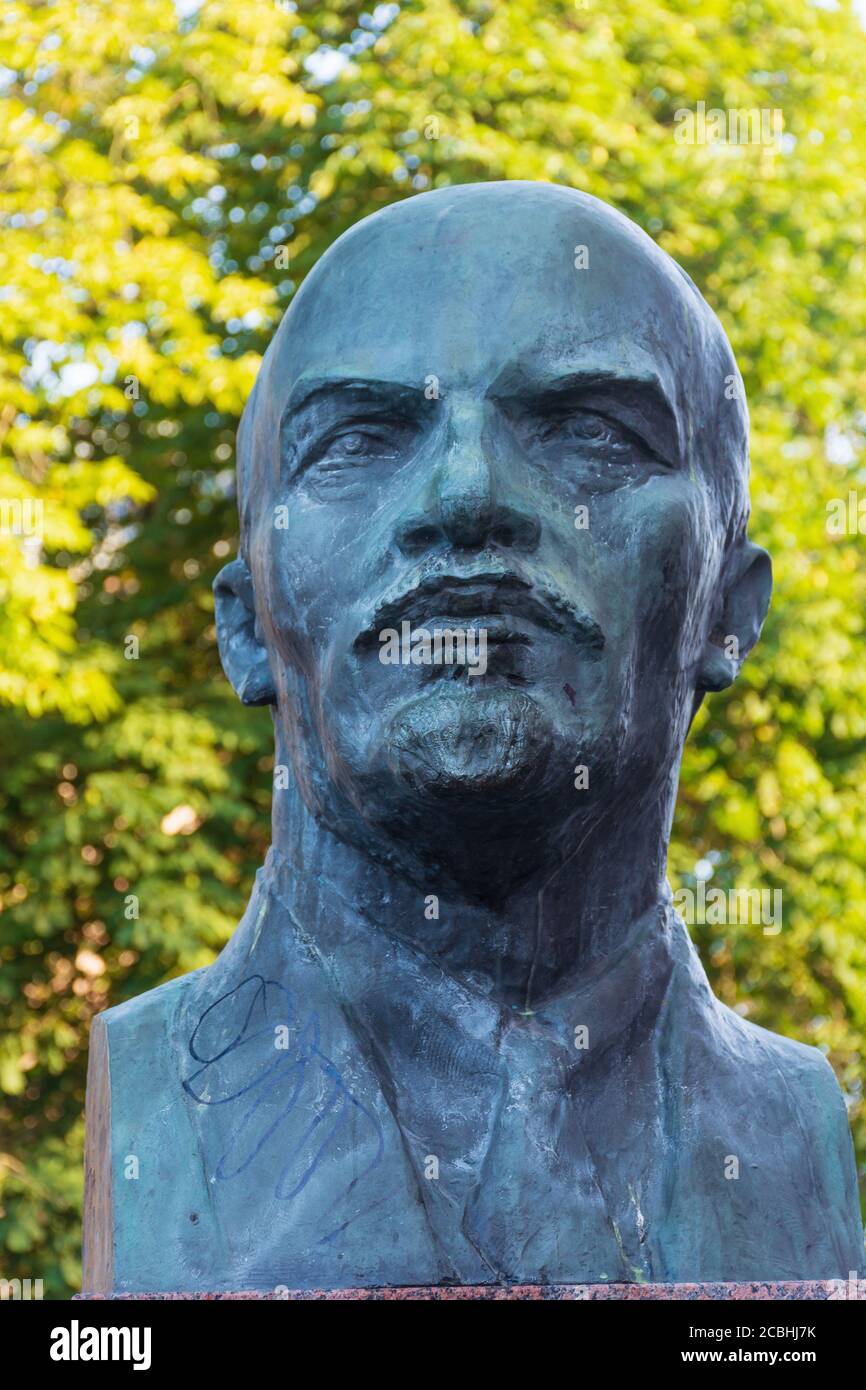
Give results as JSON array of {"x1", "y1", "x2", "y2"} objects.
[{"x1": 82, "y1": 182, "x2": 863, "y2": 1294}]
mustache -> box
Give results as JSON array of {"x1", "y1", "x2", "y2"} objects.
[{"x1": 352, "y1": 563, "x2": 605, "y2": 653}]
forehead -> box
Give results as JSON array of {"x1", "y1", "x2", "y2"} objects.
[{"x1": 275, "y1": 184, "x2": 703, "y2": 402}]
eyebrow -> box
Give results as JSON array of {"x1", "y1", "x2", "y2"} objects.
[{"x1": 283, "y1": 376, "x2": 426, "y2": 420}]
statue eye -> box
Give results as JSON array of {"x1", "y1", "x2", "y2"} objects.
[
  {"x1": 320, "y1": 428, "x2": 380, "y2": 461},
  {"x1": 538, "y1": 408, "x2": 658, "y2": 466},
  {"x1": 550, "y1": 411, "x2": 631, "y2": 448},
  {"x1": 315, "y1": 423, "x2": 407, "y2": 468},
  {"x1": 575, "y1": 416, "x2": 613, "y2": 441},
  {"x1": 337, "y1": 431, "x2": 368, "y2": 456}
]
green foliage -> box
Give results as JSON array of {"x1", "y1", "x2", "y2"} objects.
[{"x1": 1, "y1": 0, "x2": 865, "y2": 1296}]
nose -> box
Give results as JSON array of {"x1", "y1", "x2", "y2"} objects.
[{"x1": 395, "y1": 400, "x2": 540, "y2": 556}]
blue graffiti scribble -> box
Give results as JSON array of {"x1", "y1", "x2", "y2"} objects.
[{"x1": 182, "y1": 976, "x2": 385, "y2": 1213}]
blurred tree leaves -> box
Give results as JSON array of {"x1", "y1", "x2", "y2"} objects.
[{"x1": 1, "y1": 0, "x2": 865, "y2": 1295}]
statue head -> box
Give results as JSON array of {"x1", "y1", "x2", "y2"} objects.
[{"x1": 215, "y1": 181, "x2": 771, "y2": 901}]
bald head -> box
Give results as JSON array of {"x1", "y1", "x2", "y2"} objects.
[{"x1": 237, "y1": 181, "x2": 750, "y2": 558}]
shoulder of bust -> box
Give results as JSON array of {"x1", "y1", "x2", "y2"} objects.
[
  {"x1": 96, "y1": 967, "x2": 207, "y2": 1046},
  {"x1": 710, "y1": 1001, "x2": 855, "y2": 1148}
]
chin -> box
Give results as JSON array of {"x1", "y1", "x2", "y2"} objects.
[
  {"x1": 318, "y1": 681, "x2": 623, "y2": 901},
  {"x1": 379, "y1": 683, "x2": 554, "y2": 803}
]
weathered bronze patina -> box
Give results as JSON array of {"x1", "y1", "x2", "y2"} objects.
[{"x1": 83, "y1": 183, "x2": 863, "y2": 1294}]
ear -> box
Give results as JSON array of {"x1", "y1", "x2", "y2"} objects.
[
  {"x1": 696, "y1": 540, "x2": 772, "y2": 693},
  {"x1": 213, "y1": 557, "x2": 276, "y2": 706}
]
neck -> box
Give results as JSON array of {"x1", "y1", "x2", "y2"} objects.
[{"x1": 266, "y1": 766, "x2": 679, "y2": 1010}]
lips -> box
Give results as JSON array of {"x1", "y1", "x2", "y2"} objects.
[
  {"x1": 406, "y1": 614, "x2": 529, "y2": 645},
  {"x1": 354, "y1": 572, "x2": 605, "y2": 654}
]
